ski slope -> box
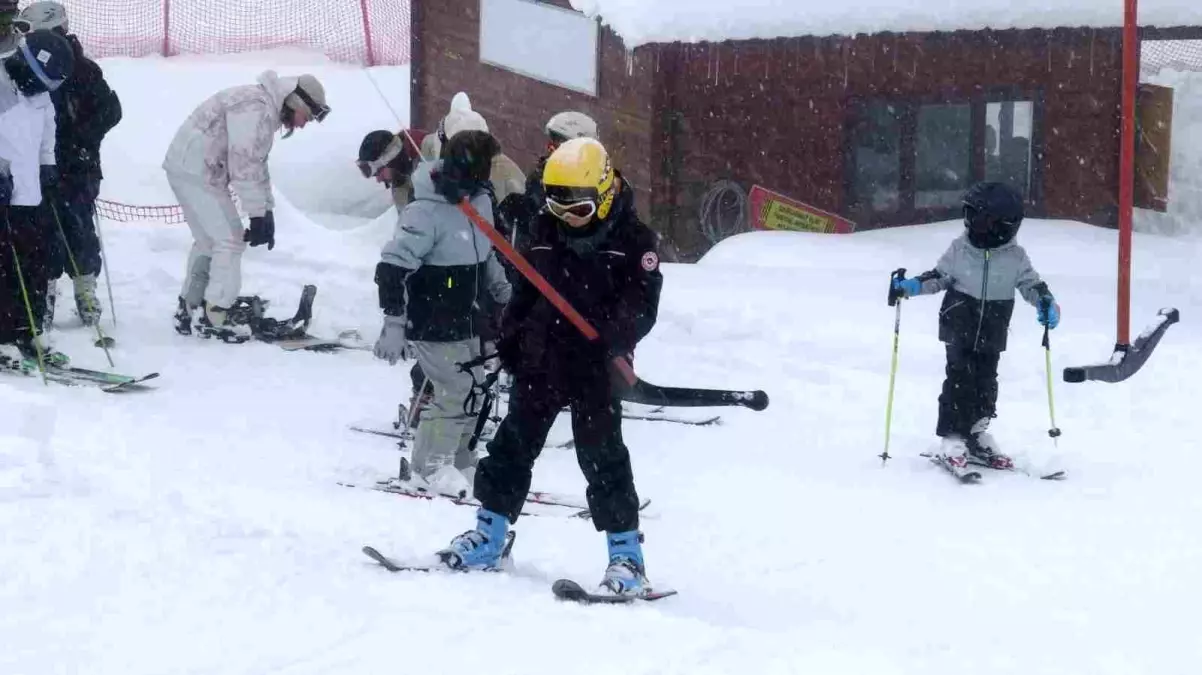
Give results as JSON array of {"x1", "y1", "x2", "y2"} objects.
[{"x1": 2, "y1": 50, "x2": 1201, "y2": 675}]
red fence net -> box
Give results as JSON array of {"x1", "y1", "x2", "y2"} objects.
[{"x1": 13, "y1": 0, "x2": 410, "y2": 223}]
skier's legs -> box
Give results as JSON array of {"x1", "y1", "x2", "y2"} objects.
[
  {"x1": 971, "y1": 350, "x2": 1002, "y2": 424},
  {"x1": 409, "y1": 339, "x2": 482, "y2": 476},
  {"x1": 569, "y1": 369, "x2": 641, "y2": 534},
  {"x1": 168, "y1": 173, "x2": 243, "y2": 309},
  {"x1": 936, "y1": 344, "x2": 977, "y2": 438},
  {"x1": 0, "y1": 206, "x2": 23, "y2": 344},
  {"x1": 0, "y1": 206, "x2": 54, "y2": 342},
  {"x1": 62, "y1": 194, "x2": 103, "y2": 277},
  {"x1": 474, "y1": 374, "x2": 565, "y2": 523}
]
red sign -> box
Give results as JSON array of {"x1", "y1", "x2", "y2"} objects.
[{"x1": 749, "y1": 185, "x2": 856, "y2": 234}]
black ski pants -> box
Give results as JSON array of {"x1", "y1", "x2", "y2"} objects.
[
  {"x1": 936, "y1": 344, "x2": 1001, "y2": 438},
  {"x1": 46, "y1": 190, "x2": 103, "y2": 279},
  {"x1": 0, "y1": 205, "x2": 53, "y2": 344},
  {"x1": 474, "y1": 364, "x2": 641, "y2": 533}
]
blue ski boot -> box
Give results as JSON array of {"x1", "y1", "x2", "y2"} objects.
[
  {"x1": 599, "y1": 530, "x2": 650, "y2": 597},
  {"x1": 437, "y1": 508, "x2": 510, "y2": 570}
]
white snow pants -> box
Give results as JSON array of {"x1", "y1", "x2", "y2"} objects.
[
  {"x1": 167, "y1": 170, "x2": 246, "y2": 309},
  {"x1": 410, "y1": 338, "x2": 484, "y2": 478}
]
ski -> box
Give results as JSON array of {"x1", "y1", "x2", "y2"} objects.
[
  {"x1": 362, "y1": 532, "x2": 516, "y2": 573},
  {"x1": 923, "y1": 452, "x2": 982, "y2": 483},
  {"x1": 0, "y1": 359, "x2": 160, "y2": 392},
  {"x1": 963, "y1": 456, "x2": 1066, "y2": 481},
  {"x1": 340, "y1": 479, "x2": 651, "y2": 519},
  {"x1": 551, "y1": 578, "x2": 678, "y2": 605},
  {"x1": 348, "y1": 424, "x2": 411, "y2": 441}
]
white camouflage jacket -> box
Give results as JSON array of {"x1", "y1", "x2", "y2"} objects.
[{"x1": 161, "y1": 70, "x2": 297, "y2": 218}]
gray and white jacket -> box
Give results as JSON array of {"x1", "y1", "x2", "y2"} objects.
[
  {"x1": 912, "y1": 232, "x2": 1052, "y2": 352},
  {"x1": 375, "y1": 160, "x2": 512, "y2": 342}
]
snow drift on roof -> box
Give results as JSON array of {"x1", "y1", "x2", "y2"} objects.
[{"x1": 568, "y1": 0, "x2": 1202, "y2": 49}]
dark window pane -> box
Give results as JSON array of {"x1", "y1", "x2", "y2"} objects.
[
  {"x1": 849, "y1": 102, "x2": 902, "y2": 212},
  {"x1": 915, "y1": 104, "x2": 972, "y2": 209},
  {"x1": 985, "y1": 101, "x2": 1033, "y2": 200}
]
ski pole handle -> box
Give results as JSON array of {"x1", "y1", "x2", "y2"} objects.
[{"x1": 887, "y1": 268, "x2": 907, "y2": 307}]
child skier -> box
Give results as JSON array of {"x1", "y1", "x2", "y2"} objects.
[
  {"x1": 892, "y1": 181, "x2": 1060, "y2": 469},
  {"x1": 17, "y1": 2, "x2": 122, "y2": 328},
  {"x1": 372, "y1": 128, "x2": 513, "y2": 497},
  {"x1": 433, "y1": 137, "x2": 663, "y2": 599},
  {"x1": 0, "y1": 29, "x2": 74, "y2": 368}
]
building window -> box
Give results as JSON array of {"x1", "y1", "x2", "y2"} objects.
[
  {"x1": 848, "y1": 102, "x2": 902, "y2": 212},
  {"x1": 844, "y1": 95, "x2": 1039, "y2": 223},
  {"x1": 984, "y1": 101, "x2": 1034, "y2": 200},
  {"x1": 915, "y1": 104, "x2": 973, "y2": 209}
]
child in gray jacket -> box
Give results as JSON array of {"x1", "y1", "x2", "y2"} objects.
[{"x1": 893, "y1": 181, "x2": 1060, "y2": 470}]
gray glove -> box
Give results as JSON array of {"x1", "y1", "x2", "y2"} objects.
[{"x1": 373, "y1": 315, "x2": 409, "y2": 365}]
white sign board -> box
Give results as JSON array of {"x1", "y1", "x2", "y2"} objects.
[{"x1": 479, "y1": 0, "x2": 599, "y2": 96}]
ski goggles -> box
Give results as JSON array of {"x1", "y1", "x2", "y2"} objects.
[
  {"x1": 546, "y1": 197, "x2": 597, "y2": 221},
  {"x1": 293, "y1": 86, "x2": 330, "y2": 123},
  {"x1": 12, "y1": 19, "x2": 32, "y2": 34},
  {"x1": 357, "y1": 135, "x2": 410, "y2": 178}
]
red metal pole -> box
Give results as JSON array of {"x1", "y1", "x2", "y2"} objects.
[
  {"x1": 161, "y1": 0, "x2": 171, "y2": 57},
  {"x1": 1117, "y1": 0, "x2": 1138, "y2": 346},
  {"x1": 359, "y1": 0, "x2": 376, "y2": 67}
]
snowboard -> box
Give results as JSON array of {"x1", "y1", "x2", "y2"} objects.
[{"x1": 551, "y1": 578, "x2": 678, "y2": 605}]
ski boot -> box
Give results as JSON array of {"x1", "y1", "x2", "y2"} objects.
[
  {"x1": 197, "y1": 303, "x2": 253, "y2": 343},
  {"x1": 436, "y1": 508, "x2": 511, "y2": 570},
  {"x1": 598, "y1": 530, "x2": 651, "y2": 597},
  {"x1": 73, "y1": 274, "x2": 102, "y2": 326},
  {"x1": 966, "y1": 417, "x2": 1014, "y2": 470},
  {"x1": 17, "y1": 333, "x2": 69, "y2": 369},
  {"x1": 174, "y1": 297, "x2": 198, "y2": 336},
  {"x1": 936, "y1": 435, "x2": 971, "y2": 469}
]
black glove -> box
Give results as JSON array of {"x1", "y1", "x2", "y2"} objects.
[
  {"x1": 40, "y1": 165, "x2": 59, "y2": 193},
  {"x1": 0, "y1": 173, "x2": 12, "y2": 206},
  {"x1": 495, "y1": 332, "x2": 521, "y2": 374},
  {"x1": 244, "y1": 210, "x2": 275, "y2": 250}
]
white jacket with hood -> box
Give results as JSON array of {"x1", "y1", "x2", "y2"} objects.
[
  {"x1": 0, "y1": 65, "x2": 56, "y2": 207},
  {"x1": 161, "y1": 70, "x2": 296, "y2": 218}
]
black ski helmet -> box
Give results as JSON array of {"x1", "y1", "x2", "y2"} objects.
[
  {"x1": 4, "y1": 29, "x2": 74, "y2": 95},
  {"x1": 962, "y1": 181, "x2": 1024, "y2": 249},
  {"x1": 357, "y1": 129, "x2": 414, "y2": 182}
]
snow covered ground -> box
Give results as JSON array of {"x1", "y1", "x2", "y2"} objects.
[{"x1": 2, "y1": 50, "x2": 1201, "y2": 674}]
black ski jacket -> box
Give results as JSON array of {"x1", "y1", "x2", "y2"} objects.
[{"x1": 50, "y1": 35, "x2": 122, "y2": 199}]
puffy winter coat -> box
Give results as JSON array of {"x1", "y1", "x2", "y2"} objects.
[
  {"x1": 0, "y1": 65, "x2": 56, "y2": 207},
  {"x1": 500, "y1": 179, "x2": 662, "y2": 381},
  {"x1": 912, "y1": 232, "x2": 1052, "y2": 352},
  {"x1": 50, "y1": 34, "x2": 121, "y2": 199},
  {"x1": 161, "y1": 70, "x2": 294, "y2": 218},
  {"x1": 375, "y1": 160, "x2": 512, "y2": 342}
]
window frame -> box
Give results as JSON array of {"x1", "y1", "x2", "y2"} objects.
[{"x1": 843, "y1": 88, "x2": 1045, "y2": 227}]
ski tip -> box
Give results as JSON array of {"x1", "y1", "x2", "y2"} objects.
[{"x1": 745, "y1": 390, "x2": 769, "y2": 411}]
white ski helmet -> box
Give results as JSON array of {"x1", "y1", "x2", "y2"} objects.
[
  {"x1": 545, "y1": 111, "x2": 598, "y2": 144},
  {"x1": 16, "y1": 1, "x2": 68, "y2": 34}
]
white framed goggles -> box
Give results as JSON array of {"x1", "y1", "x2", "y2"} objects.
[{"x1": 546, "y1": 197, "x2": 596, "y2": 221}]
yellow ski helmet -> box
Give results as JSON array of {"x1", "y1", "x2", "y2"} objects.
[{"x1": 542, "y1": 137, "x2": 616, "y2": 223}]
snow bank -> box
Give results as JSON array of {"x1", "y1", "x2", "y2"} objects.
[
  {"x1": 569, "y1": 0, "x2": 1202, "y2": 48},
  {"x1": 97, "y1": 48, "x2": 409, "y2": 220}
]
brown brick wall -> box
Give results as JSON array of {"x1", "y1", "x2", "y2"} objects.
[
  {"x1": 410, "y1": 0, "x2": 657, "y2": 224},
  {"x1": 414, "y1": 4, "x2": 1126, "y2": 261},
  {"x1": 655, "y1": 28, "x2": 1124, "y2": 258}
]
